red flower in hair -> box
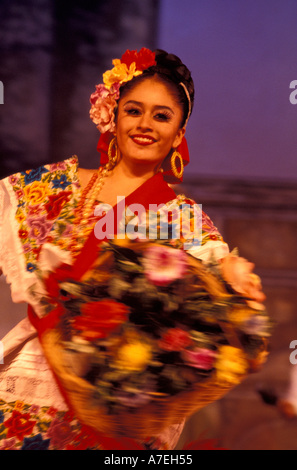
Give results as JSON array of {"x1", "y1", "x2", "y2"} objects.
[{"x1": 121, "y1": 48, "x2": 156, "y2": 71}]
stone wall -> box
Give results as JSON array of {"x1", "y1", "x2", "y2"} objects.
[{"x1": 0, "y1": 0, "x2": 159, "y2": 178}]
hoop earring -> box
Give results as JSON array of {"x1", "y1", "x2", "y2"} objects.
[
  {"x1": 170, "y1": 150, "x2": 184, "y2": 179},
  {"x1": 108, "y1": 137, "x2": 119, "y2": 168}
]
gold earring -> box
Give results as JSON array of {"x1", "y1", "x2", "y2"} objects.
[
  {"x1": 170, "y1": 150, "x2": 184, "y2": 179},
  {"x1": 108, "y1": 137, "x2": 119, "y2": 168}
]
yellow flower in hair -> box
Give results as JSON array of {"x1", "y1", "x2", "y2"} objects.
[
  {"x1": 103, "y1": 59, "x2": 142, "y2": 89},
  {"x1": 215, "y1": 345, "x2": 248, "y2": 385}
]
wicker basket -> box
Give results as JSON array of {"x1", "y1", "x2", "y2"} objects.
[
  {"x1": 40, "y1": 239, "x2": 269, "y2": 439},
  {"x1": 42, "y1": 329, "x2": 243, "y2": 439}
]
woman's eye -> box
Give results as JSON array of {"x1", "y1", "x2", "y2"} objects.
[
  {"x1": 155, "y1": 112, "x2": 171, "y2": 122},
  {"x1": 125, "y1": 108, "x2": 141, "y2": 116}
]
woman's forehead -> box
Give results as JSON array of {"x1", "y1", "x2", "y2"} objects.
[{"x1": 119, "y1": 77, "x2": 182, "y2": 109}]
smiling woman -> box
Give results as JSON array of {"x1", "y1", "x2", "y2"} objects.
[
  {"x1": 0, "y1": 48, "x2": 269, "y2": 450},
  {"x1": 114, "y1": 78, "x2": 185, "y2": 175}
]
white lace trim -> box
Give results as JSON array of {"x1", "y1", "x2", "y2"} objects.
[
  {"x1": 0, "y1": 180, "x2": 40, "y2": 307},
  {"x1": 0, "y1": 318, "x2": 184, "y2": 447},
  {"x1": 0, "y1": 327, "x2": 68, "y2": 409}
]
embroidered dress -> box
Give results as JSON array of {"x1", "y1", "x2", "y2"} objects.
[{"x1": 0, "y1": 157, "x2": 228, "y2": 450}]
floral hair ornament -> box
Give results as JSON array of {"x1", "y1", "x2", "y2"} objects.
[{"x1": 90, "y1": 48, "x2": 157, "y2": 134}]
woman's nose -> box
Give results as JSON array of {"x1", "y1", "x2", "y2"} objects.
[{"x1": 137, "y1": 112, "x2": 153, "y2": 130}]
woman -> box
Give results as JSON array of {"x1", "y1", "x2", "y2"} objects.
[{"x1": 0, "y1": 49, "x2": 267, "y2": 450}]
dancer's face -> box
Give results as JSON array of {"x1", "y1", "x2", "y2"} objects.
[{"x1": 116, "y1": 77, "x2": 185, "y2": 172}]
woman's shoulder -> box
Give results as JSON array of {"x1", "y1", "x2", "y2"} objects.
[
  {"x1": 2, "y1": 156, "x2": 79, "y2": 188},
  {"x1": 0, "y1": 156, "x2": 82, "y2": 277},
  {"x1": 0, "y1": 156, "x2": 81, "y2": 211}
]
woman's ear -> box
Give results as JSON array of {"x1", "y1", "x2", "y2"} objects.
[{"x1": 172, "y1": 127, "x2": 186, "y2": 149}]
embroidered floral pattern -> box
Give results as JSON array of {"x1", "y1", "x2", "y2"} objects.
[
  {"x1": 0, "y1": 400, "x2": 101, "y2": 450},
  {"x1": 8, "y1": 157, "x2": 80, "y2": 273},
  {"x1": 0, "y1": 400, "x2": 172, "y2": 450},
  {"x1": 10, "y1": 158, "x2": 223, "y2": 275},
  {"x1": 119, "y1": 194, "x2": 223, "y2": 250}
]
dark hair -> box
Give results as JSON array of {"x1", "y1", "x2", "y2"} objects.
[{"x1": 119, "y1": 49, "x2": 195, "y2": 128}]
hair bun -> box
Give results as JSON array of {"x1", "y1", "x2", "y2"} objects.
[{"x1": 154, "y1": 49, "x2": 195, "y2": 111}]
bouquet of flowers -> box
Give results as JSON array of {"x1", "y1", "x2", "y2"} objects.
[{"x1": 41, "y1": 238, "x2": 270, "y2": 439}]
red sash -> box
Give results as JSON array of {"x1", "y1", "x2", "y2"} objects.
[{"x1": 27, "y1": 172, "x2": 177, "y2": 449}]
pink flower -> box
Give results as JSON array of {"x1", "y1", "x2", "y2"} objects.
[
  {"x1": 27, "y1": 215, "x2": 53, "y2": 244},
  {"x1": 46, "y1": 419, "x2": 74, "y2": 449},
  {"x1": 220, "y1": 254, "x2": 266, "y2": 309},
  {"x1": 49, "y1": 162, "x2": 67, "y2": 172},
  {"x1": 8, "y1": 175, "x2": 19, "y2": 185},
  {"x1": 142, "y1": 245, "x2": 187, "y2": 286},
  {"x1": 89, "y1": 84, "x2": 120, "y2": 133},
  {"x1": 182, "y1": 348, "x2": 217, "y2": 370},
  {"x1": 0, "y1": 438, "x2": 18, "y2": 450}
]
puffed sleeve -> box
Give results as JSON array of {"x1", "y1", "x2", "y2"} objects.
[{"x1": 178, "y1": 198, "x2": 229, "y2": 262}]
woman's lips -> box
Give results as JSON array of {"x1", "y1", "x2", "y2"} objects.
[{"x1": 131, "y1": 135, "x2": 157, "y2": 146}]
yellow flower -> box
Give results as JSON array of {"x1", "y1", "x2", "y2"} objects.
[
  {"x1": 103, "y1": 59, "x2": 142, "y2": 89},
  {"x1": 14, "y1": 400, "x2": 25, "y2": 411},
  {"x1": 16, "y1": 210, "x2": 26, "y2": 223},
  {"x1": 24, "y1": 181, "x2": 50, "y2": 205},
  {"x1": 115, "y1": 339, "x2": 152, "y2": 372},
  {"x1": 228, "y1": 306, "x2": 257, "y2": 327},
  {"x1": 215, "y1": 345, "x2": 248, "y2": 385}
]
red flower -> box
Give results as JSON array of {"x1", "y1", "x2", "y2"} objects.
[
  {"x1": 73, "y1": 300, "x2": 130, "y2": 340},
  {"x1": 159, "y1": 328, "x2": 192, "y2": 352},
  {"x1": 19, "y1": 229, "x2": 29, "y2": 239},
  {"x1": 121, "y1": 48, "x2": 156, "y2": 71},
  {"x1": 66, "y1": 425, "x2": 99, "y2": 450},
  {"x1": 47, "y1": 406, "x2": 58, "y2": 417},
  {"x1": 4, "y1": 410, "x2": 37, "y2": 441},
  {"x1": 45, "y1": 191, "x2": 72, "y2": 220}
]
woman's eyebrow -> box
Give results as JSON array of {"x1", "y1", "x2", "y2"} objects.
[{"x1": 123, "y1": 100, "x2": 175, "y2": 114}]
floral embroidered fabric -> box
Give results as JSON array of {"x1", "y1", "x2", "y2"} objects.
[
  {"x1": 6, "y1": 157, "x2": 80, "y2": 274},
  {"x1": 0, "y1": 399, "x2": 182, "y2": 450},
  {"x1": 0, "y1": 399, "x2": 101, "y2": 450}
]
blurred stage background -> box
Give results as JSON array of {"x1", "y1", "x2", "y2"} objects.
[{"x1": 1, "y1": 0, "x2": 297, "y2": 450}]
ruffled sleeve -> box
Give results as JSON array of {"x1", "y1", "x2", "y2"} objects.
[
  {"x1": 0, "y1": 157, "x2": 80, "y2": 311},
  {"x1": 185, "y1": 209, "x2": 229, "y2": 262}
]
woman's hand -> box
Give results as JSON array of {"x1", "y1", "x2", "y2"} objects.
[{"x1": 220, "y1": 254, "x2": 266, "y2": 310}]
